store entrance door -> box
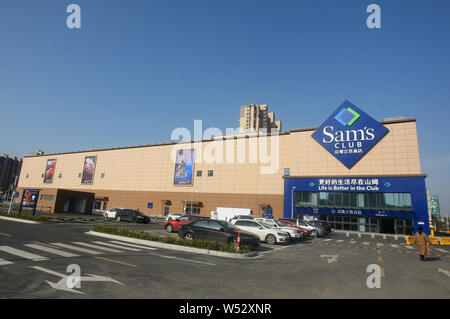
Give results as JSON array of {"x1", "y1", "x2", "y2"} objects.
[{"x1": 380, "y1": 218, "x2": 395, "y2": 234}]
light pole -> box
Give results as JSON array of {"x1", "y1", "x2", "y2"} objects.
[
  {"x1": 291, "y1": 186, "x2": 296, "y2": 219},
  {"x1": 8, "y1": 175, "x2": 18, "y2": 214},
  {"x1": 190, "y1": 185, "x2": 197, "y2": 214}
]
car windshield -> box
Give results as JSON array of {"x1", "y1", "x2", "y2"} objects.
[{"x1": 258, "y1": 222, "x2": 273, "y2": 228}]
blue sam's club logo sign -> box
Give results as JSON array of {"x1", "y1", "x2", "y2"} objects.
[{"x1": 311, "y1": 100, "x2": 389, "y2": 169}]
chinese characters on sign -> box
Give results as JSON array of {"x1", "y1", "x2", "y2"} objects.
[{"x1": 317, "y1": 178, "x2": 380, "y2": 192}]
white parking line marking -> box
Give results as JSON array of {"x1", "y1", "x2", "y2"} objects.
[
  {"x1": 0, "y1": 246, "x2": 49, "y2": 261},
  {"x1": 92, "y1": 241, "x2": 142, "y2": 252},
  {"x1": 51, "y1": 243, "x2": 103, "y2": 255},
  {"x1": 435, "y1": 248, "x2": 448, "y2": 253},
  {"x1": 73, "y1": 242, "x2": 123, "y2": 253},
  {"x1": 109, "y1": 241, "x2": 157, "y2": 251},
  {"x1": 390, "y1": 244, "x2": 399, "y2": 248},
  {"x1": 0, "y1": 258, "x2": 13, "y2": 266},
  {"x1": 24, "y1": 244, "x2": 79, "y2": 258},
  {"x1": 156, "y1": 254, "x2": 215, "y2": 266}
]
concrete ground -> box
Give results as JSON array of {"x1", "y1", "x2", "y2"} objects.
[{"x1": 0, "y1": 218, "x2": 449, "y2": 300}]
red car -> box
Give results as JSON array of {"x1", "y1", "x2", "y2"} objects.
[
  {"x1": 278, "y1": 220, "x2": 310, "y2": 237},
  {"x1": 165, "y1": 215, "x2": 207, "y2": 233}
]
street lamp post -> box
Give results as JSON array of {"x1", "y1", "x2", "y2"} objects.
[{"x1": 291, "y1": 186, "x2": 296, "y2": 219}]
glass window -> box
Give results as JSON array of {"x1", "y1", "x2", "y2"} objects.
[
  {"x1": 208, "y1": 170, "x2": 213, "y2": 177},
  {"x1": 193, "y1": 220, "x2": 209, "y2": 228},
  {"x1": 208, "y1": 221, "x2": 224, "y2": 230},
  {"x1": 247, "y1": 221, "x2": 260, "y2": 228},
  {"x1": 196, "y1": 170, "x2": 202, "y2": 177},
  {"x1": 319, "y1": 192, "x2": 328, "y2": 206},
  {"x1": 404, "y1": 193, "x2": 412, "y2": 209},
  {"x1": 368, "y1": 193, "x2": 378, "y2": 208},
  {"x1": 334, "y1": 193, "x2": 343, "y2": 207},
  {"x1": 384, "y1": 193, "x2": 394, "y2": 209},
  {"x1": 284, "y1": 168, "x2": 290, "y2": 176},
  {"x1": 343, "y1": 193, "x2": 350, "y2": 208},
  {"x1": 356, "y1": 193, "x2": 365, "y2": 208},
  {"x1": 327, "y1": 193, "x2": 335, "y2": 207}
]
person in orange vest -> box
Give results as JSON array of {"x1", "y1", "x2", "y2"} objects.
[{"x1": 412, "y1": 227, "x2": 432, "y2": 261}]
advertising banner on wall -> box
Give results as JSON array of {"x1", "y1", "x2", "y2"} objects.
[
  {"x1": 43, "y1": 159, "x2": 56, "y2": 183},
  {"x1": 19, "y1": 189, "x2": 40, "y2": 215},
  {"x1": 173, "y1": 149, "x2": 195, "y2": 186},
  {"x1": 81, "y1": 156, "x2": 97, "y2": 184}
]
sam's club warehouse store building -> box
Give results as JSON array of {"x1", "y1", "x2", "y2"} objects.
[{"x1": 17, "y1": 101, "x2": 430, "y2": 235}]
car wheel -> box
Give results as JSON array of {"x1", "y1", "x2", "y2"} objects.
[
  {"x1": 116, "y1": 216, "x2": 121, "y2": 222},
  {"x1": 167, "y1": 224, "x2": 173, "y2": 233},
  {"x1": 265, "y1": 234, "x2": 277, "y2": 245},
  {"x1": 183, "y1": 232, "x2": 194, "y2": 241}
]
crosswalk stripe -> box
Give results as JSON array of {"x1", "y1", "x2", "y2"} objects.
[
  {"x1": 405, "y1": 245, "x2": 414, "y2": 250},
  {"x1": 435, "y1": 248, "x2": 448, "y2": 253},
  {"x1": 390, "y1": 244, "x2": 399, "y2": 248},
  {"x1": 51, "y1": 243, "x2": 103, "y2": 255},
  {"x1": 0, "y1": 257, "x2": 13, "y2": 266},
  {"x1": 323, "y1": 239, "x2": 333, "y2": 242},
  {"x1": 24, "y1": 244, "x2": 79, "y2": 258},
  {"x1": 377, "y1": 243, "x2": 384, "y2": 247},
  {"x1": 73, "y1": 242, "x2": 123, "y2": 253},
  {"x1": 92, "y1": 241, "x2": 142, "y2": 251},
  {"x1": 336, "y1": 240, "x2": 344, "y2": 243},
  {"x1": 109, "y1": 241, "x2": 157, "y2": 251},
  {"x1": 0, "y1": 246, "x2": 49, "y2": 261},
  {"x1": 349, "y1": 241, "x2": 357, "y2": 244},
  {"x1": 363, "y1": 242, "x2": 370, "y2": 246}
]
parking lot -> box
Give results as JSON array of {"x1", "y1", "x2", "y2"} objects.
[{"x1": 1, "y1": 217, "x2": 449, "y2": 299}]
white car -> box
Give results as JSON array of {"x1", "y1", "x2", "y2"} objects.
[
  {"x1": 165, "y1": 213, "x2": 183, "y2": 222},
  {"x1": 231, "y1": 219, "x2": 290, "y2": 245},
  {"x1": 255, "y1": 218, "x2": 304, "y2": 241},
  {"x1": 276, "y1": 218, "x2": 318, "y2": 237},
  {"x1": 103, "y1": 208, "x2": 124, "y2": 219}
]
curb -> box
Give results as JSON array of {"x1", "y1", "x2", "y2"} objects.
[
  {"x1": 85, "y1": 231, "x2": 258, "y2": 259},
  {"x1": 0, "y1": 215, "x2": 41, "y2": 224}
]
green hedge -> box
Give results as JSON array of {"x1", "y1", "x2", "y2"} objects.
[
  {"x1": 92, "y1": 225, "x2": 252, "y2": 254},
  {"x1": 0, "y1": 210, "x2": 51, "y2": 222}
]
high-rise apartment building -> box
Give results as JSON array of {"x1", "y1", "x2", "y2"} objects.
[
  {"x1": 0, "y1": 154, "x2": 22, "y2": 191},
  {"x1": 239, "y1": 104, "x2": 282, "y2": 133}
]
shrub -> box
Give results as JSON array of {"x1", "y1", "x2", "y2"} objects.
[
  {"x1": 91, "y1": 225, "x2": 252, "y2": 254},
  {"x1": 0, "y1": 210, "x2": 50, "y2": 222}
]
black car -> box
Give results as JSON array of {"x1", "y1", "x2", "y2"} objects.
[
  {"x1": 178, "y1": 219, "x2": 260, "y2": 249},
  {"x1": 309, "y1": 220, "x2": 333, "y2": 235},
  {"x1": 116, "y1": 209, "x2": 150, "y2": 224}
]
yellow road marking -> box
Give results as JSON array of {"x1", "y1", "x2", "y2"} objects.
[
  {"x1": 381, "y1": 267, "x2": 385, "y2": 278},
  {"x1": 378, "y1": 256, "x2": 383, "y2": 262},
  {"x1": 32, "y1": 241, "x2": 61, "y2": 249},
  {"x1": 0, "y1": 232, "x2": 12, "y2": 237},
  {"x1": 94, "y1": 256, "x2": 138, "y2": 268}
]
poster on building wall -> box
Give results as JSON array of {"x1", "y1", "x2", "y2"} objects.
[
  {"x1": 81, "y1": 156, "x2": 97, "y2": 184},
  {"x1": 43, "y1": 159, "x2": 56, "y2": 183},
  {"x1": 173, "y1": 149, "x2": 195, "y2": 186}
]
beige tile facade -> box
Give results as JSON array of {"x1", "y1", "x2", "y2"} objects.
[{"x1": 17, "y1": 119, "x2": 422, "y2": 217}]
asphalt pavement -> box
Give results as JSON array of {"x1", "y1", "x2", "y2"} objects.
[{"x1": 0, "y1": 218, "x2": 449, "y2": 299}]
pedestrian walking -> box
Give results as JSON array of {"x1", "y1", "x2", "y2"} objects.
[{"x1": 412, "y1": 227, "x2": 431, "y2": 261}]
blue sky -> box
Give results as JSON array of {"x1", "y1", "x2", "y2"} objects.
[{"x1": 1, "y1": 1, "x2": 449, "y2": 216}]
